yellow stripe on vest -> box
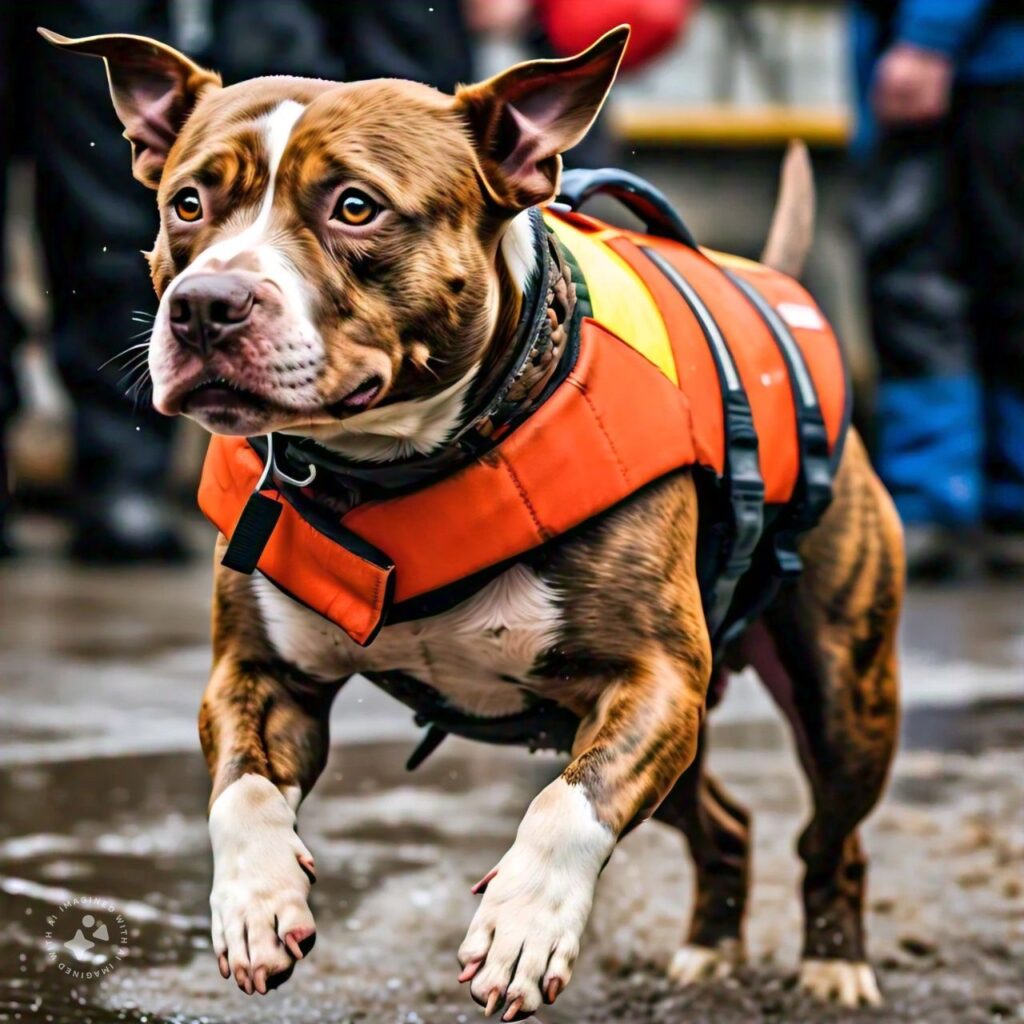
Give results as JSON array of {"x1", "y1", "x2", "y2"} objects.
[
  {"x1": 702, "y1": 247, "x2": 768, "y2": 275},
  {"x1": 543, "y1": 212, "x2": 677, "y2": 384}
]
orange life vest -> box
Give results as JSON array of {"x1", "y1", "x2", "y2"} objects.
[{"x1": 199, "y1": 171, "x2": 849, "y2": 650}]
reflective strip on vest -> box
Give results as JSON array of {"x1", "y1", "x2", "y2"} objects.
[{"x1": 543, "y1": 212, "x2": 677, "y2": 383}]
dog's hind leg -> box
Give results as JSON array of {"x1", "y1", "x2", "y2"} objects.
[
  {"x1": 656, "y1": 723, "x2": 751, "y2": 985},
  {"x1": 748, "y1": 432, "x2": 903, "y2": 1007}
]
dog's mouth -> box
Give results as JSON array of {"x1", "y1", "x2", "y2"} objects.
[
  {"x1": 326, "y1": 373, "x2": 385, "y2": 417},
  {"x1": 165, "y1": 369, "x2": 388, "y2": 434},
  {"x1": 181, "y1": 378, "x2": 269, "y2": 415}
]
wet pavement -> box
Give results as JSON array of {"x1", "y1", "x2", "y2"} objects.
[{"x1": 1, "y1": 524, "x2": 1022, "y2": 1024}]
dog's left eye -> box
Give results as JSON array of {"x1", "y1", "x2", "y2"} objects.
[
  {"x1": 172, "y1": 187, "x2": 203, "y2": 223},
  {"x1": 332, "y1": 188, "x2": 380, "y2": 227}
]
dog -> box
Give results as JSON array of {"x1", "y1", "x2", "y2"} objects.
[{"x1": 43, "y1": 24, "x2": 903, "y2": 1020}]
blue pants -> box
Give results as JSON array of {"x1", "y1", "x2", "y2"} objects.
[{"x1": 853, "y1": 84, "x2": 1024, "y2": 530}]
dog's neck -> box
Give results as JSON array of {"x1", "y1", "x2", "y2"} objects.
[{"x1": 304, "y1": 210, "x2": 538, "y2": 464}]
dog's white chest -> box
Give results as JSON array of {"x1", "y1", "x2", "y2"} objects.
[{"x1": 252, "y1": 564, "x2": 562, "y2": 716}]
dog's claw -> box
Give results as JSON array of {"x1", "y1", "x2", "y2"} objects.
[
  {"x1": 668, "y1": 941, "x2": 743, "y2": 986},
  {"x1": 471, "y1": 867, "x2": 498, "y2": 895},
  {"x1": 545, "y1": 977, "x2": 562, "y2": 1004},
  {"x1": 459, "y1": 959, "x2": 482, "y2": 983},
  {"x1": 284, "y1": 930, "x2": 307, "y2": 960},
  {"x1": 502, "y1": 997, "x2": 523, "y2": 1021},
  {"x1": 217, "y1": 953, "x2": 230, "y2": 979},
  {"x1": 234, "y1": 965, "x2": 252, "y2": 994},
  {"x1": 253, "y1": 966, "x2": 268, "y2": 995},
  {"x1": 484, "y1": 989, "x2": 501, "y2": 1017},
  {"x1": 297, "y1": 854, "x2": 317, "y2": 883},
  {"x1": 798, "y1": 959, "x2": 883, "y2": 1007}
]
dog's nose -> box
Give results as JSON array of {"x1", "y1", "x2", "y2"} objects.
[{"x1": 169, "y1": 273, "x2": 254, "y2": 353}]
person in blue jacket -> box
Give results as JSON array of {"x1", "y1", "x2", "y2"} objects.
[{"x1": 850, "y1": 0, "x2": 1024, "y2": 579}]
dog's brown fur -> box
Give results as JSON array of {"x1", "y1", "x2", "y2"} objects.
[{"x1": 45, "y1": 24, "x2": 903, "y2": 1017}]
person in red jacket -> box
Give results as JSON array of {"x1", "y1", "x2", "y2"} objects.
[{"x1": 535, "y1": 0, "x2": 695, "y2": 71}]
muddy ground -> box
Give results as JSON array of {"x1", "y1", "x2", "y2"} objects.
[{"x1": 1, "y1": 531, "x2": 1022, "y2": 1024}]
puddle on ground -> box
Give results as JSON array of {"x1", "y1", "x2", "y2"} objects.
[{"x1": 1, "y1": 702, "x2": 1021, "y2": 1024}]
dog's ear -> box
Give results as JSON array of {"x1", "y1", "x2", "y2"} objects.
[
  {"x1": 38, "y1": 28, "x2": 221, "y2": 189},
  {"x1": 456, "y1": 25, "x2": 629, "y2": 211}
]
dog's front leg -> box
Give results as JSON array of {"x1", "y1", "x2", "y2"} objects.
[
  {"x1": 459, "y1": 644, "x2": 711, "y2": 1019},
  {"x1": 201, "y1": 653, "x2": 337, "y2": 994},
  {"x1": 199, "y1": 570, "x2": 340, "y2": 995}
]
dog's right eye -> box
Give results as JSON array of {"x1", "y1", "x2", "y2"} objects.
[
  {"x1": 331, "y1": 188, "x2": 380, "y2": 227},
  {"x1": 172, "y1": 187, "x2": 203, "y2": 223}
]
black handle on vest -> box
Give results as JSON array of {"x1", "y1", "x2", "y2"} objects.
[
  {"x1": 221, "y1": 491, "x2": 283, "y2": 575},
  {"x1": 556, "y1": 168, "x2": 698, "y2": 249}
]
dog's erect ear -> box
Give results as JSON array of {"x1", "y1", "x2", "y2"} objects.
[
  {"x1": 457, "y1": 26, "x2": 629, "y2": 211},
  {"x1": 38, "y1": 27, "x2": 221, "y2": 189}
]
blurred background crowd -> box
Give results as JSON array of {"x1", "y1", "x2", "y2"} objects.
[{"x1": 0, "y1": 0, "x2": 1022, "y2": 581}]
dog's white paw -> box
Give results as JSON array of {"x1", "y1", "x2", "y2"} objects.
[
  {"x1": 208, "y1": 774, "x2": 317, "y2": 995},
  {"x1": 667, "y1": 939, "x2": 743, "y2": 986},
  {"x1": 457, "y1": 780, "x2": 614, "y2": 1020},
  {"x1": 798, "y1": 958, "x2": 883, "y2": 1007}
]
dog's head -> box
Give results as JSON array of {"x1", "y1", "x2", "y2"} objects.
[{"x1": 40, "y1": 26, "x2": 627, "y2": 448}]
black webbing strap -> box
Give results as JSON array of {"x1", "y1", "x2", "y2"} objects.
[
  {"x1": 726, "y1": 271, "x2": 834, "y2": 577},
  {"x1": 366, "y1": 670, "x2": 581, "y2": 770},
  {"x1": 640, "y1": 247, "x2": 766, "y2": 639},
  {"x1": 221, "y1": 434, "x2": 287, "y2": 576},
  {"x1": 221, "y1": 491, "x2": 283, "y2": 575},
  {"x1": 556, "y1": 168, "x2": 699, "y2": 249}
]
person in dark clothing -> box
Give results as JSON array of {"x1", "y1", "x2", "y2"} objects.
[
  {"x1": 850, "y1": 0, "x2": 1024, "y2": 578},
  {"x1": 0, "y1": 0, "x2": 471, "y2": 561}
]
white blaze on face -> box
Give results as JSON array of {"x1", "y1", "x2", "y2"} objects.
[
  {"x1": 150, "y1": 100, "x2": 324, "y2": 411},
  {"x1": 185, "y1": 99, "x2": 308, "y2": 276}
]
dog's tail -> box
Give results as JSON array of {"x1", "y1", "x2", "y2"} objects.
[{"x1": 760, "y1": 140, "x2": 815, "y2": 279}]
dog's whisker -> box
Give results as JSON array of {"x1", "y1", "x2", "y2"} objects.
[
  {"x1": 113, "y1": 349, "x2": 152, "y2": 373},
  {"x1": 98, "y1": 342, "x2": 151, "y2": 371},
  {"x1": 120, "y1": 363, "x2": 152, "y2": 392},
  {"x1": 126, "y1": 375, "x2": 153, "y2": 411},
  {"x1": 121, "y1": 356, "x2": 150, "y2": 378}
]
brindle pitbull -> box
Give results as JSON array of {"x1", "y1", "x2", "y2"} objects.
[{"x1": 43, "y1": 25, "x2": 903, "y2": 1019}]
